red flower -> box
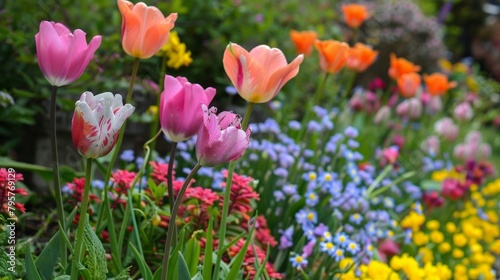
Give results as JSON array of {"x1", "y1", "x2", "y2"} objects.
[
  {"x1": 219, "y1": 171, "x2": 260, "y2": 218},
  {"x1": 0, "y1": 168, "x2": 27, "y2": 214},
  {"x1": 150, "y1": 161, "x2": 175, "y2": 184},
  {"x1": 227, "y1": 239, "x2": 283, "y2": 279}
]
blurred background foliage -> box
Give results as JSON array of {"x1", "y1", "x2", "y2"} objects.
[{"x1": 1, "y1": 0, "x2": 499, "y2": 161}]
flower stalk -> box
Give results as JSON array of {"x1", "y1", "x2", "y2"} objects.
[{"x1": 49, "y1": 85, "x2": 67, "y2": 268}]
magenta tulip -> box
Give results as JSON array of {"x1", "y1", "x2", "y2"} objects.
[
  {"x1": 72, "y1": 92, "x2": 135, "y2": 158},
  {"x1": 196, "y1": 105, "x2": 251, "y2": 167},
  {"x1": 35, "y1": 21, "x2": 102, "y2": 87},
  {"x1": 159, "y1": 75, "x2": 216, "y2": 142}
]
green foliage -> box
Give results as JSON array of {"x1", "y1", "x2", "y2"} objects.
[
  {"x1": 35, "y1": 231, "x2": 61, "y2": 280},
  {"x1": 83, "y1": 218, "x2": 108, "y2": 280}
]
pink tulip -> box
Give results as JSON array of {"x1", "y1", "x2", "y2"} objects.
[
  {"x1": 434, "y1": 117, "x2": 458, "y2": 141},
  {"x1": 35, "y1": 21, "x2": 102, "y2": 87},
  {"x1": 72, "y1": 92, "x2": 135, "y2": 158},
  {"x1": 196, "y1": 105, "x2": 251, "y2": 166},
  {"x1": 421, "y1": 135, "x2": 440, "y2": 154},
  {"x1": 396, "y1": 97, "x2": 421, "y2": 120},
  {"x1": 378, "y1": 239, "x2": 400, "y2": 262},
  {"x1": 454, "y1": 102, "x2": 473, "y2": 121},
  {"x1": 223, "y1": 43, "x2": 304, "y2": 103},
  {"x1": 159, "y1": 75, "x2": 216, "y2": 142},
  {"x1": 425, "y1": 95, "x2": 442, "y2": 114}
]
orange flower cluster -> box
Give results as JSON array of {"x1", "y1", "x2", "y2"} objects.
[
  {"x1": 291, "y1": 32, "x2": 378, "y2": 74},
  {"x1": 341, "y1": 4, "x2": 370, "y2": 28}
]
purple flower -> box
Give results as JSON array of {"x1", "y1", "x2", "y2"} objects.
[{"x1": 278, "y1": 226, "x2": 294, "y2": 250}]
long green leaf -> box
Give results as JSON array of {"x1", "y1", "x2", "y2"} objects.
[
  {"x1": 35, "y1": 231, "x2": 61, "y2": 280},
  {"x1": 25, "y1": 244, "x2": 42, "y2": 280},
  {"x1": 184, "y1": 233, "x2": 201, "y2": 276},
  {"x1": 202, "y1": 217, "x2": 213, "y2": 280},
  {"x1": 130, "y1": 242, "x2": 153, "y2": 280},
  {"x1": 177, "y1": 252, "x2": 191, "y2": 280},
  {"x1": 226, "y1": 224, "x2": 256, "y2": 280}
]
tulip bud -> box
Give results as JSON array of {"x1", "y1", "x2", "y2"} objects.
[{"x1": 72, "y1": 92, "x2": 135, "y2": 158}]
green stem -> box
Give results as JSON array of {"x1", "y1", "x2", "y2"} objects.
[
  {"x1": 49, "y1": 85, "x2": 67, "y2": 268},
  {"x1": 119, "y1": 129, "x2": 162, "y2": 256},
  {"x1": 213, "y1": 102, "x2": 255, "y2": 280},
  {"x1": 70, "y1": 158, "x2": 93, "y2": 280},
  {"x1": 150, "y1": 54, "x2": 168, "y2": 150},
  {"x1": 95, "y1": 57, "x2": 141, "y2": 272},
  {"x1": 298, "y1": 73, "x2": 329, "y2": 141},
  {"x1": 161, "y1": 163, "x2": 202, "y2": 280},
  {"x1": 167, "y1": 142, "x2": 177, "y2": 212}
]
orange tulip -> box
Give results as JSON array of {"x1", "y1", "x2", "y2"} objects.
[
  {"x1": 290, "y1": 30, "x2": 317, "y2": 56},
  {"x1": 223, "y1": 43, "x2": 304, "y2": 103},
  {"x1": 117, "y1": 0, "x2": 177, "y2": 59},
  {"x1": 424, "y1": 73, "x2": 457, "y2": 96},
  {"x1": 346, "y1": 43, "x2": 378, "y2": 72},
  {"x1": 314, "y1": 40, "x2": 349, "y2": 73},
  {"x1": 341, "y1": 4, "x2": 370, "y2": 28},
  {"x1": 397, "y1": 73, "x2": 421, "y2": 98},
  {"x1": 388, "y1": 53, "x2": 421, "y2": 80}
]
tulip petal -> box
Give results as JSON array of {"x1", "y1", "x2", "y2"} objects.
[
  {"x1": 261, "y1": 54, "x2": 304, "y2": 102},
  {"x1": 249, "y1": 45, "x2": 288, "y2": 73},
  {"x1": 142, "y1": 22, "x2": 172, "y2": 58},
  {"x1": 72, "y1": 100, "x2": 99, "y2": 157}
]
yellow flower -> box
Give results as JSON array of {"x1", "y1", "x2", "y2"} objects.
[
  {"x1": 413, "y1": 231, "x2": 429, "y2": 246},
  {"x1": 157, "y1": 31, "x2": 192, "y2": 69},
  {"x1": 426, "y1": 220, "x2": 440, "y2": 231},
  {"x1": 430, "y1": 231, "x2": 444, "y2": 243},
  {"x1": 438, "y1": 59, "x2": 453, "y2": 72},
  {"x1": 446, "y1": 222, "x2": 457, "y2": 233},
  {"x1": 401, "y1": 211, "x2": 425, "y2": 232},
  {"x1": 418, "y1": 247, "x2": 434, "y2": 264},
  {"x1": 452, "y1": 248, "x2": 464, "y2": 259},
  {"x1": 147, "y1": 105, "x2": 158, "y2": 117},
  {"x1": 438, "y1": 242, "x2": 451, "y2": 253},
  {"x1": 453, "y1": 233, "x2": 468, "y2": 247},
  {"x1": 490, "y1": 239, "x2": 500, "y2": 254},
  {"x1": 364, "y1": 260, "x2": 400, "y2": 280}
]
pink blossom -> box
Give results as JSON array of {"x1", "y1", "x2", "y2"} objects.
[
  {"x1": 425, "y1": 95, "x2": 442, "y2": 114},
  {"x1": 421, "y1": 135, "x2": 440, "y2": 154},
  {"x1": 434, "y1": 117, "x2": 458, "y2": 141},
  {"x1": 159, "y1": 75, "x2": 216, "y2": 142},
  {"x1": 453, "y1": 102, "x2": 473, "y2": 121},
  {"x1": 378, "y1": 239, "x2": 400, "y2": 262},
  {"x1": 196, "y1": 105, "x2": 251, "y2": 167},
  {"x1": 396, "y1": 97, "x2": 421, "y2": 120},
  {"x1": 35, "y1": 21, "x2": 101, "y2": 87}
]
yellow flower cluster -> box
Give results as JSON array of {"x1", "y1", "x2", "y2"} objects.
[
  {"x1": 431, "y1": 169, "x2": 465, "y2": 183},
  {"x1": 390, "y1": 254, "x2": 452, "y2": 280},
  {"x1": 407, "y1": 178, "x2": 500, "y2": 280},
  {"x1": 157, "y1": 31, "x2": 192, "y2": 69},
  {"x1": 337, "y1": 258, "x2": 400, "y2": 280},
  {"x1": 401, "y1": 210, "x2": 425, "y2": 232}
]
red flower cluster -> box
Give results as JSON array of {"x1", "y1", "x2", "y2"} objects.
[
  {"x1": 241, "y1": 215, "x2": 278, "y2": 249},
  {"x1": 149, "y1": 161, "x2": 174, "y2": 185},
  {"x1": 66, "y1": 177, "x2": 100, "y2": 206},
  {"x1": 227, "y1": 239, "x2": 283, "y2": 279},
  {"x1": 110, "y1": 169, "x2": 137, "y2": 208},
  {"x1": 219, "y1": 170, "x2": 260, "y2": 219},
  {"x1": 0, "y1": 168, "x2": 27, "y2": 214}
]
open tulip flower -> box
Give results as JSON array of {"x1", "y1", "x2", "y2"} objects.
[
  {"x1": 290, "y1": 30, "x2": 318, "y2": 56},
  {"x1": 314, "y1": 39, "x2": 350, "y2": 73},
  {"x1": 397, "y1": 72, "x2": 421, "y2": 98},
  {"x1": 223, "y1": 43, "x2": 304, "y2": 103},
  {"x1": 424, "y1": 73, "x2": 457, "y2": 96},
  {"x1": 117, "y1": 0, "x2": 177, "y2": 59},
  {"x1": 341, "y1": 3, "x2": 370, "y2": 28},
  {"x1": 35, "y1": 21, "x2": 102, "y2": 87},
  {"x1": 346, "y1": 43, "x2": 378, "y2": 72},
  {"x1": 72, "y1": 92, "x2": 135, "y2": 158},
  {"x1": 388, "y1": 53, "x2": 421, "y2": 80},
  {"x1": 160, "y1": 75, "x2": 216, "y2": 142},
  {"x1": 196, "y1": 105, "x2": 251, "y2": 167}
]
